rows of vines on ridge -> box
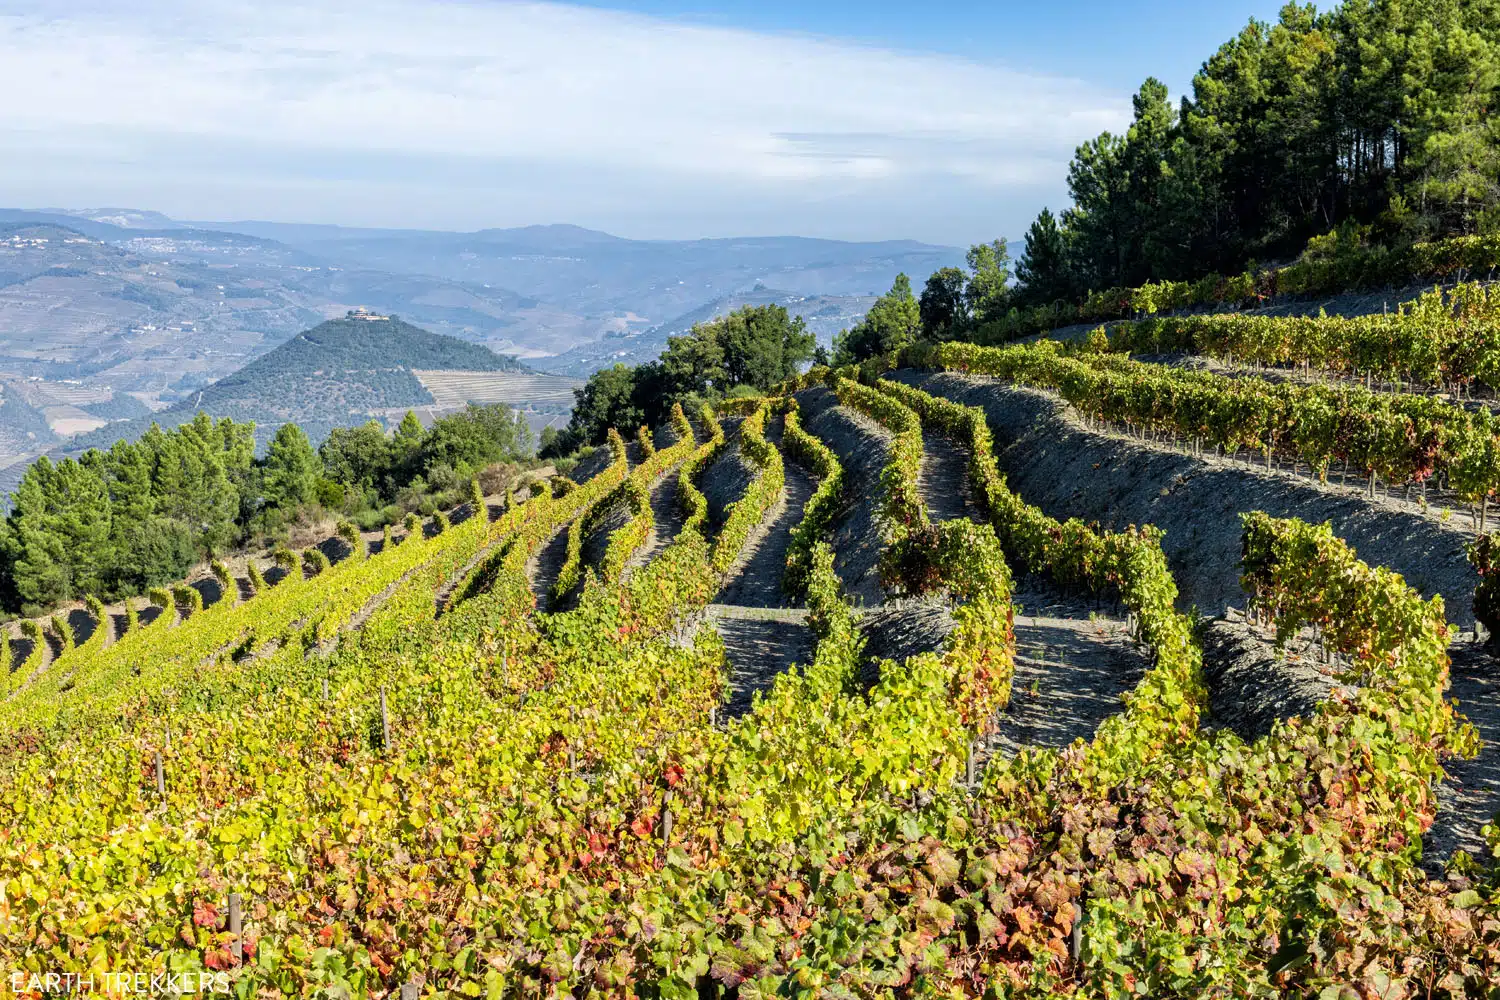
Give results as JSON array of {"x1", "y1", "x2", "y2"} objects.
[{"x1": 1, "y1": 353, "x2": 1492, "y2": 995}]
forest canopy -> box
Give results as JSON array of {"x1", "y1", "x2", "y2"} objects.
[
  {"x1": 1009, "y1": 0, "x2": 1500, "y2": 306},
  {"x1": 544, "y1": 303, "x2": 815, "y2": 455},
  {"x1": 0, "y1": 404, "x2": 533, "y2": 615}
]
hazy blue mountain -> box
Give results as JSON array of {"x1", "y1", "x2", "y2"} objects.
[
  {"x1": 536, "y1": 284, "x2": 876, "y2": 378},
  {"x1": 0, "y1": 206, "x2": 961, "y2": 500},
  {"x1": 64, "y1": 313, "x2": 527, "y2": 454},
  {"x1": 186, "y1": 218, "x2": 962, "y2": 338}
]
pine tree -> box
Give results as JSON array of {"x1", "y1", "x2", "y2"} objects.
[
  {"x1": 1014, "y1": 208, "x2": 1074, "y2": 306},
  {"x1": 833, "y1": 273, "x2": 921, "y2": 365},
  {"x1": 262, "y1": 423, "x2": 319, "y2": 513}
]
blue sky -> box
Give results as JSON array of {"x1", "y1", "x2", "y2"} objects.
[
  {"x1": 572, "y1": 0, "x2": 1290, "y2": 93},
  {"x1": 0, "y1": 0, "x2": 1292, "y2": 246}
]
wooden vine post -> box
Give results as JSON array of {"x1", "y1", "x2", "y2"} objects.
[
  {"x1": 228, "y1": 892, "x2": 243, "y2": 963},
  {"x1": 153, "y1": 752, "x2": 164, "y2": 798},
  {"x1": 401, "y1": 985, "x2": 418, "y2": 1000},
  {"x1": 380, "y1": 687, "x2": 391, "y2": 751}
]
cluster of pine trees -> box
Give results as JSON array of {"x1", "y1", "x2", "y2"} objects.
[
  {"x1": 0, "y1": 405, "x2": 534, "y2": 615},
  {"x1": 3, "y1": 415, "x2": 254, "y2": 613},
  {"x1": 1012, "y1": 0, "x2": 1500, "y2": 304},
  {"x1": 544, "y1": 303, "x2": 815, "y2": 453},
  {"x1": 814, "y1": 0, "x2": 1500, "y2": 371}
]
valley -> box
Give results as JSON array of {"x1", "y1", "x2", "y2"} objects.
[{"x1": 0, "y1": 209, "x2": 953, "y2": 489}]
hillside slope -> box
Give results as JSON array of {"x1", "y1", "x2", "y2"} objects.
[
  {"x1": 535, "y1": 284, "x2": 875, "y2": 377},
  {"x1": 66, "y1": 314, "x2": 527, "y2": 451}
]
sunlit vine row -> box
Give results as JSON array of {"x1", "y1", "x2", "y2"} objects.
[
  {"x1": 910, "y1": 339, "x2": 1500, "y2": 505},
  {"x1": 1107, "y1": 281, "x2": 1500, "y2": 392}
]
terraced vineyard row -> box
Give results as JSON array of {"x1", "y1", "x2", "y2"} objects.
[
  {"x1": 6, "y1": 354, "x2": 1500, "y2": 994},
  {"x1": 910, "y1": 338, "x2": 1500, "y2": 515},
  {"x1": 412, "y1": 370, "x2": 582, "y2": 409},
  {"x1": 1105, "y1": 280, "x2": 1500, "y2": 393},
  {"x1": 979, "y1": 230, "x2": 1500, "y2": 345}
]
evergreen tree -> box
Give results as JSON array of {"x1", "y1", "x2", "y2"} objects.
[
  {"x1": 1404, "y1": 24, "x2": 1500, "y2": 232},
  {"x1": 143, "y1": 418, "x2": 240, "y2": 553},
  {"x1": 95, "y1": 439, "x2": 194, "y2": 596},
  {"x1": 919, "y1": 267, "x2": 968, "y2": 340},
  {"x1": 262, "y1": 423, "x2": 320, "y2": 512},
  {"x1": 1014, "y1": 208, "x2": 1074, "y2": 306},
  {"x1": 1002, "y1": 0, "x2": 1500, "y2": 288},
  {"x1": 833, "y1": 273, "x2": 921, "y2": 365},
  {"x1": 5, "y1": 457, "x2": 112, "y2": 611}
]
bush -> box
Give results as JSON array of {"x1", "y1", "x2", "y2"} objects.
[
  {"x1": 49, "y1": 614, "x2": 73, "y2": 653},
  {"x1": 477, "y1": 462, "x2": 519, "y2": 497},
  {"x1": 313, "y1": 477, "x2": 347, "y2": 510}
]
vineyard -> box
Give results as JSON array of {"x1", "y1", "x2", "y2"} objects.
[
  {"x1": 12, "y1": 305, "x2": 1500, "y2": 996},
  {"x1": 412, "y1": 372, "x2": 583, "y2": 411}
]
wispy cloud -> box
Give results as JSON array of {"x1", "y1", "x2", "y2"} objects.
[{"x1": 0, "y1": 0, "x2": 1129, "y2": 241}]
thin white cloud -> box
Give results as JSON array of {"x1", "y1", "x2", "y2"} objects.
[{"x1": 0, "y1": 0, "x2": 1129, "y2": 240}]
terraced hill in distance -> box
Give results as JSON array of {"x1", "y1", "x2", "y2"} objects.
[
  {"x1": 62, "y1": 314, "x2": 530, "y2": 452},
  {"x1": 412, "y1": 368, "x2": 581, "y2": 434}
]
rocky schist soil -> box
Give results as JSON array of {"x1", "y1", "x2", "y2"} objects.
[
  {"x1": 795, "y1": 387, "x2": 893, "y2": 608},
  {"x1": 700, "y1": 413, "x2": 819, "y2": 718},
  {"x1": 987, "y1": 587, "x2": 1147, "y2": 761}
]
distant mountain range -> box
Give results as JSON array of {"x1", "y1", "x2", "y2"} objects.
[
  {"x1": 182, "y1": 217, "x2": 958, "y2": 328},
  {"x1": 536, "y1": 283, "x2": 877, "y2": 378},
  {"x1": 0, "y1": 206, "x2": 963, "y2": 497}
]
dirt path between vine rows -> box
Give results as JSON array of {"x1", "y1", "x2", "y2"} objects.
[
  {"x1": 709, "y1": 606, "x2": 814, "y2": 718},
  {"x1": 623, "y1": 463, "x2": 689, "y2": 578},
  {"x1": 581, "y1": 498, "x2": 631, "y2": 582},
  {"x1": 432, "y1": 493, "x2": 511, "y2": 614},
  {"x1": 526, "y1": 523, "x2": 573, "y2": 613},
  {"x1": 979, "y1": 586, "x2": 1147, "y2": 764},
  {"x1": 700, "y1": 419, "x2": 751, "y2": 532},
  {"x1": 709, "y1": 413, "x2": 819, "y2": 717},
  {"x1": 796, "y1": 387, "x2": 892, "y2": 609},
  {"x1": 1197, "y1": 609, "x2": 1342, "y2": 742},
  {"x1": 1427, "y1": 641, "x2": 1500, "y2": 870},
  {"x1": 621, "y1": 421, "x2": 695, "y2": 579},
  {"x1": 918, "y1": 429, "x2": 986, "y2": 525}
]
